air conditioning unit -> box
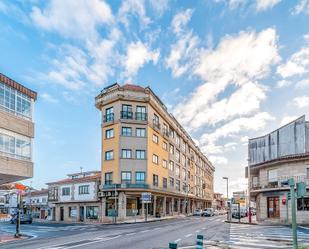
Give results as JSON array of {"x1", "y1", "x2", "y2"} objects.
[{"x1": 98, "y1": 192, "x2": 104, "y2": 198}]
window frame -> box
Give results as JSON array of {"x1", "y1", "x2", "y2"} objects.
[
  {"x1": 136, "y1": 128, "x2": 146, "y2": 137},
  {"x1": 135, "y1": 172, "x2": 145, "y2": 183},
  {"x1": 121, "y1": 149, "x2": 132, "y2": 159},
  {"x1": 152, "y1": 154, "x2": 159, "y2": 164},
  {"x1": 105, "y1": 150, "x2": 114, "y2": 161},
  {"x1": 105, "y1": 128, "x2": 114, "y2": 139},
  {"x1": 78, "y1": 185, "x2": 89, "y2": 195},
  {"x1": 121, "y1": 171, "x2": 132, "y2": 184},
  {"x1": 136, "y1": 150, "x2": 146, "y2": 159},
  {"x1": 121, "y1": 127, "x2": 132, "y2": 136}
]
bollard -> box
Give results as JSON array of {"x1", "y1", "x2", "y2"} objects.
[
  {"x1": 169, "y1": 242, "x2": 177, "y2": 249},
  {"x1": 196, "y1": 234, "x2": 203, "y2": 249}
]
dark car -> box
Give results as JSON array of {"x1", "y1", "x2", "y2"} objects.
[{"x1": 10, "y1": 214, "x2": 33, "y2": 224}]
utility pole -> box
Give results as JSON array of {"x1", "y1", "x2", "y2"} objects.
[
  {"x1": 289, "y1": 179, "x2": 298, "y2": 249},
  {"x1": 223, "y1": 177, "x2": 229, "y2": 221},
  {"x1": 114, "y1": 184, "x2": 117, "y2": 224},
  {"x1": 15, "y1": 192, "x2": 21, "y2": 238}
]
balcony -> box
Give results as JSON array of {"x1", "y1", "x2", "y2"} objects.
[
  {"x1": 135, "y1": 112, "x2": 147, "y2": 121},
  {"x1": 120, "y1": 111, "x2": 133, "y2": 119},
  {"x1": 153, "y1": 120, "x2": 160, "y2": 131},
  {"x1": 103, "y1": 183, "x2": 149, "y2": 190},
  {"x1": 162, "y1": 128, "x2": 169, "y2": 138},
  {"x1": 104, "y1": 113, "x2": 114, "y2": 123}
]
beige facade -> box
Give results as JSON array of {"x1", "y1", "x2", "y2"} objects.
[
  {"x1": 95, "y1": 83, "x2": 215, "y2": 222},
  {"x1": 0, "y1": 73, "x2": 37, "y2": 184}
]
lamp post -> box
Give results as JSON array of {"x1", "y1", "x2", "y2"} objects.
[{"x1": 223, "y1": 177, "x2": 229, "y2": 221}]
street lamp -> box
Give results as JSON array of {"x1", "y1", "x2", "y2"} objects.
[{"x1": 222, "y1": 177, "x2": 229, "y2": 221}]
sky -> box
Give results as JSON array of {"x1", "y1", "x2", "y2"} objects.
[{"x1": 0, "y1": 0, "x2": 309, "y2": 196}]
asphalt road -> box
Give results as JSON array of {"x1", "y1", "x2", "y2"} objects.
[{"x1": 1, "y1": 216, "x2": 309, "y2": 249}]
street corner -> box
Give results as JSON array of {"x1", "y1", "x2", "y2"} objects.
[{"x1": 0, "y1": 233, "x2": 29, "y2": 245}]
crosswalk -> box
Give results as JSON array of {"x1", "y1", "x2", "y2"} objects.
[{"x1": 228, "y1": 223, "x2": 309, "y2": 249}]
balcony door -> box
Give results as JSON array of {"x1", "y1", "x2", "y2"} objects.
[{"x1": 267, "y1": 196, "x2": 280, "y2": 218}]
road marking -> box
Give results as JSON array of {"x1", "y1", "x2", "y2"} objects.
[
  {"x1": 202, "y1": 227, "x2": 206, "y2": 230},
  {"x1": 140, "y1": 229, "x2": 150, "y2": 233},
  {"x1": 185, "y1": 233, "x2": 193, "y2": 238},
  {"x1": 174, "y1": 238, "x2": 182, "y2": 243},
  {"x1": 126, "y1": 232, "x2": 136, "y2": 236},
  {"x1": 195, "y1": 230, "x2": 201, "y2": 233}
]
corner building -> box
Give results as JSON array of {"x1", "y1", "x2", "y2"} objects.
[
  {"x1": 95, "y1": 83, "x2": 214, "y2": 221},
  {"x1": 0, "y1": 73, "x2": 37, "y2": 184}
]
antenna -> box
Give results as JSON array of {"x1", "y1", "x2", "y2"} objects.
[{"x1": 80, "y1": 167, "x2": 83, "y2": 174}]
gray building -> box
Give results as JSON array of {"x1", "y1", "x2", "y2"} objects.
[{"x1": 248, "y1": 116, "x2": 309, "y2": 224}]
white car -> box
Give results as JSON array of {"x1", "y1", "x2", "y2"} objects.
[{"x1": 193, "y1": 209, "x2": 203, "y2": 216}]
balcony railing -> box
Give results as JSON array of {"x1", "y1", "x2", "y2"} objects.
[
  {"x1": 103, "y1": 183, "x2": 149, "y2": 189},
  {"x1": 121, "y1": 111, "x2": 133, "y2": 119},
  {"x1": 104, "y1": 113, "x2": 114, "y2": 122},
  {"x1": 135, "y1": 112, "x2": 147, "y2": 121}
]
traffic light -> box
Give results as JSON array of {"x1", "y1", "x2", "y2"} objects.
[
  {"x1": 296, "y1": 182, "x2": 306, "y2": 198},
  {"x1": 287, "y1": 192, "x2": 291, "y2": 200}
]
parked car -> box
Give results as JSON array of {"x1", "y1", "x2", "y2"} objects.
[
  {"x1": 202, "y1": 208, "x2": 214, "y2": 217},
  {"x1": 193, "y1": 209, "x2": 203, "y2": 216},
  {"x1": 214, "y1": 209, "x2": 220, "y2": 216},
  {"x1": 10, "y1": 214, "x2": 32, "y2": 224}
]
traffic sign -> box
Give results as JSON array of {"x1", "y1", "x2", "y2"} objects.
[{"x1": 141, "y1": 192, "x2": 151, "y2": 203}]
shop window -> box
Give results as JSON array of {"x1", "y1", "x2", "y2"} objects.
[
  {"x1": 86, "y1": 206, "x2": 99, "y2": 219},
  {"x1": 297, "y1": 197, "x2": 309, "y2": 211}
]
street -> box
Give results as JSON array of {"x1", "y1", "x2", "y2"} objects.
[{"x1": 1, "y1": 216, "x2": 309, "y2": 249}]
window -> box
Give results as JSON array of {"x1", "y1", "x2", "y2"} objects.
[
  {"x1": 175, "y1": 150, "x2": 180, "y2": 163},
  {"x1": 136, "y1": 172, "x2": 145, "y2": 183},
  {"x1": 0, "y1": 128, "x2": 31, "y2": 160},
  {"x1": 121, "y1": 127, "x2": 132, "y2": 136},
  {"x1": 154, "y1": 113, "x2": 159, "y2": 124},
  {"x1": 136, "y1": 128, "x2": 146, "y2": 137},
  {"x1": 105, "y1": 128, "x2": 114, "y2": 139},
  {"x1": 176, "y1": 180, "x2": 180, "y2": 191},
  {"x1": 163, "y1": 177, "x2": 167, "y2": 188},
  {"x1": 136, "y1": 106, "x2": 147, "y2": 121},
  {"x1": 170, "y1": 129, "x2": 175, "y2": 138},
  {"x1": 121, "y1": 104, "x2": 133, "y2": 119},
  {"x1": 182, "y1": 169, "x2": 186, "y2": 180},
  {"x1": 152, "y1": 134, "x2": 159, "y2": 144},
  {"x1": 0, "y1": 82, "x2": 32, "y2": 120},
  {"x1": 152, "y1": 154, "x2": 158, "y2": 164},
  {"x1": 62, "y1": 187, "x2": 70, "y2": 196},
  {"x1": 163, "y1": 124, "x2": 168, "y2": 136},
  {"x1": 136, "y1": 150, "x2": 146, "y2": 159},
  {"x1": 169, "y1": 177, "x2": 174, "y2": 187},
  {"x1": 122, "y1": 149, "x2": 132, "y2": 159},
  {"x1": 105, "y1": 150, "x2": 114, "y2": 160},
  {"x1": 121, "y1": 171, "x2": 131, "y2": 184},
  {"x1": 307, "y1": 168, "x2": 309, "y2": 177},
  {"x1": 176, "y1": 134, "x2": 180, "y2": 146},
  {"x1": 297, "y1": 197, "x2": 309, "y2": 211},
  {"x1": 105, "y1": 172, "x2": 113, "y2": 185},
  {"x1": 169, "y1": 160, "x2": 174, "y2": 171},
  {"x1": 105, "y1": 107, "x2": 114, "y2": 122},
  {"x1": 153, "y1": 174, "x2": 159, "y2": 186},
  {"x1": 268, "y1": 169, "x2": 278, "y2": 182},
  {"x1": 181, "y1": 154, "x2": 185, "y2": 166},
  {"x1": 169, "y1": 144, "x2": 174, "y2": 154},
  {"x1": 69, "y1": 206, "x2": 77, "y2": 217},
  {"x1": 86, "y1": 206, "x2": 99, "y2": 219},
  {"x1": 162, "y1": 159, "x2": 167, "y2": 168},
  {"x1": 79, "y1": 185, "x2": 89, "y2": 195},
  {"x1": 175, "y1": 165, "x2": 180, "y2": 177},
  {"x1": 163, "y1": 141, "x2": 167, "y2": 150}
]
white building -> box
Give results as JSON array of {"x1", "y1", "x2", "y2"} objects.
[
  {"x1": 25, "y1": 189, "x2": 50, "y2": 219},
  {"x1": 47, "y1": 171, "x2": 101, "y2": 222}
]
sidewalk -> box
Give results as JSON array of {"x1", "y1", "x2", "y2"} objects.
[{"x1": 0, "y1": 232, "x2": 27, "y2": 244}]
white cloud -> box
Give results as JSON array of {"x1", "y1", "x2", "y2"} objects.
[
  {"x1": 171, "y1": 9, "x2": 194, "y2": 35},
  {"x1": 149, "y1": 0, "x2": 169, "y2": 16},
  {"x1": 118, "y1": 0, "x2": 150, "y2": 29},
  {"x1": 174, "y1": 28, "x2": 279, "y2": 129},
  {"x1": 292, "y1": 0, "x2": 309, "y2": 15},
  {"x1": 40, "y1": 93, "x2": 58, "y2": 103},
  {"x1": 201, "y1": 112, "x2": 274, "y2": 144},
  {"x1": 280, "y1": 115, "x2": 298, "y2": 126},
  {"x1": 293, "y1": 96, "x2": 309, "y2": 108},
  {"x1": 296, "y1": 78, "x2": 309, "y2": 88},
  {"x1": 256, "y1": 0, "x2": 281, "y2": 11},
  {"x1": 122, "y1": 41, "x2": 160, "y2": 80},
  {"x1": 276, "y1": 79, "x2": 291, "y2": 88},
  {"x1": 277, "y1": 45, "x2": 309, "y2": 78},
  {"x1": 30, "y1": 0, "x2": 113, "y2": 40},
  {"x1": 209, "y1": 155, "x2": 228, "y2": 165}
]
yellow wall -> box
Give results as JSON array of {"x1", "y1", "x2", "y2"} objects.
[
  {"x1": 147, "y1": 126, "x2": 169, "y2": 187},
  {"x1": 102, "y1": 123, "x2": 120, "y2": 184}
]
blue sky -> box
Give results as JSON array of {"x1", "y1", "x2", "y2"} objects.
[{"x1": 0, "y1": 0, "x2": 309, "y2": 195}]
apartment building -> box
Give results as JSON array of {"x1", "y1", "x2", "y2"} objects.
[
  {"x1": 212, "y1": 193, "x2": 226, "y2": 210},
  {"x1": 25, "y1": 189, "x2": 50, "y2": 219},
  {"x1": 248, "y1": 116, "x2": 309, "y2": 224},
  {"x1": 0, "y1": 73, "x2": 37, "y2": 184},
  {"x1": 95, "y1": 83, "x2": 215, "y2": 221},
  {"x1": 47, "y1": 171, "x2": 101, "y2": 222}
]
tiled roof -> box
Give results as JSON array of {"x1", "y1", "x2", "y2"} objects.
[
  {"x1": 30, "y1": 189, "x2": 49, "y2": 196},
  {"x1": 121, "y1": 84, "x2": 145, "y2": 92},
  {"x1": 46, "y1": 173, "x2": 101, "y2": 185},
  {"x1": 0, "y1": 73, "x2": 37, "y2": 100}
]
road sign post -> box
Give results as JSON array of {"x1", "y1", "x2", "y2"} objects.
[{"x1": 289, "y1": 179, "x2": 298, "y2": 249}]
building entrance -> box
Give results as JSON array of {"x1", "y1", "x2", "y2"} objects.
[{"x1": 267, "y1": 196, "x2": 280, "y2": 218}]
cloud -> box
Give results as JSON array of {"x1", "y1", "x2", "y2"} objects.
[
  {"x1": 122, "y1": 41, "x2": 160, "y2": 80},
  {"x1": 201, "y1": 112, "x2": 274, "y2": 144},
  {"x1": 296, "y1": 78, "x2": 309, "y2": 88},
  {"x1": 30, "y1": 0, "x2": 113, "y2": 40},
  {"x1": 280, "y1": 115, "x2": 298, "y2": 126},
  {"x1": 292, "y1": 96, "x2": 309, "y2": 108},
  {"x1": 171, "y1": 9, "x2": 194, "y2": 35},
  {"x1": 276, "y1": 79, "x2": 291, "y2": 88},
  {"x1": 118, "y1": 0, "x2": 151, "y2": 29},
  {"x1": 174, "y1": 28, "x2": 279, "y2": 129},
  {"x1": 209, "y1": 155, "x2": 228, "y2": 165},
  {"x1": 40, "y1": 93, "x2": 58, "y2": 103},
  {"x1": 149, "y1": 0, "x2": 170, "y2": 16},
  {"x1": 292, "y1": 0, "x2": 309, "y2": 15},
  {"x1": 256, "y1": 0, "x2": 281, "y2": 11},
  {"x1": 166, "y1": 9, "x2": 199, "y2": 78}
]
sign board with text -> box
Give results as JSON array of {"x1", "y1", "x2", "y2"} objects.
[{"x1": 141, "y1": 192, "x2": 151, "y2": 203}]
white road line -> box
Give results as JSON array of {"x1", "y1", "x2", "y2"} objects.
[
  {"x1": 195, "y1": 230, "x2": 201, "y2": 233},
  {"x1": 174, "y1": 238, "x2": 182, "y2": 243},
  {"x1": 140, "y1": 229, "x2": 150, "y2": 233},
  {"x1": 126, "y1": 232, "x2": 136, "y2": 236},
  {"x1": 185, "y1": 233, "x2": 193, "y2": 238},
  {"x1": 202, "y1": 227, "x2": 206, "y2": 230},
  {"x1": 65, "y1": 235, "x2": 121, "y2": 249}
]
